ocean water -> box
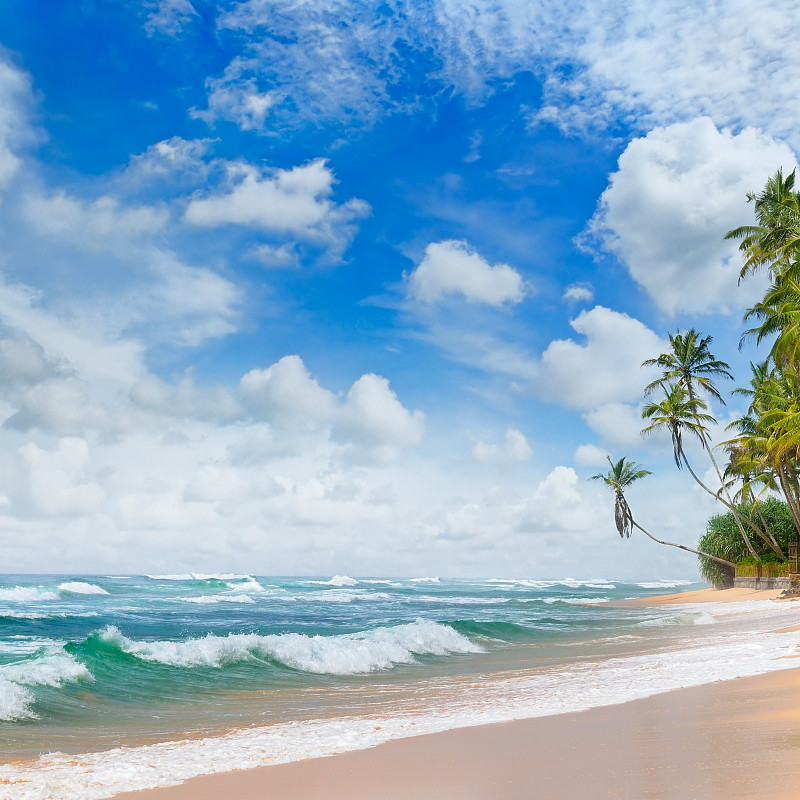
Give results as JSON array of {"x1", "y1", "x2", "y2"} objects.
[{"x1": 1, "y1": 574, "x2": 799, "y2": 799}]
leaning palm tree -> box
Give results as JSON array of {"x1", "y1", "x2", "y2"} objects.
[{"x1": 590, "y1": 456, "x2": 735, "y2": 568}]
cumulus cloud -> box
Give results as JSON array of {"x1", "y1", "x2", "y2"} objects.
[
  {"x1": 536, "y1": 306, "x2": 663, "y2": 411},
  {"x1": 183, "y1": 159, "x2": 369, "y2": 245},
  {"x1": 0, "y1": 55, "x2": 36, "y2": 192},
  {"x1": 472, "y1": 427, "x2": 532, "y2": 466},
  {"x1": 23, "y1": 191, "x2": 168, "y2": 247},
  {"x1": 240, "y1": 355, "x2": 337, "y2": 428},
  {"x1": 574, "y1": 443, "x2": 608, "y2": 467},
  {"x1": 585, "y1": 118, "x2": 797, "y2": 315},
  {"x1": 563, "y1": 282, "x2": 594, "y2": 304},
  {"x1": 582, "y1": 402, "x2": 646, "y2": 449},
  {"x1": 335, "y1": 374, "x2": 425, "y2": 459},
  {"x1": 408, "y1": 240, "x2": 526, "y2": 306}
]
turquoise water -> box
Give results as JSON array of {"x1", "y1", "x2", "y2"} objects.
[
  {"x1": 0, "y1": 573, "x2": 702, "y2": 759},
  {"x1": 7, "y1": 573, "x2": 800, "y2": 799}
]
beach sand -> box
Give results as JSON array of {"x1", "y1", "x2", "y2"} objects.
[{"x1": 114, "y1": 588, "x2": 800, "y2": 800}]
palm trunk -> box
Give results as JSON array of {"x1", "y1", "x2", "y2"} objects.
[
  {"x1": 631, "y1": 519, "x2": 736, "y2": 569},
  {"x1": 753, "y1": 502, "x2": 785, "y2": 559},
  {"x1": 776, "y1": 463, "x2": 800, "y2": 538},
  {"x1": 699, "y1": 428, "x2": 766, "y2": 556},
  {"x1": 680, "y1": 450, "x2": 761, "y2": 559}
]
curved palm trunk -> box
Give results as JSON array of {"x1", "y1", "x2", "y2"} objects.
[
  {"x1": 679, "y1": 450, "x2": 762, "y2": 559},
  {"x1": 631, "y1": 520, "x2": 736, "y2": 569},
  {"x1": 685, "y1": 382, "x2": 765, "y2": 560},
  {"x1": 777, "y1": 462, "x2": 800, "y2": 537},
  {"x1": 754, "y1": 502, "x2": 786, "y2": 559},
  {"x1": 700, "y1": 429, "x2": 766, "y2": 556}
]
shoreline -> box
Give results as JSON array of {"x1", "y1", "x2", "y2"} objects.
[
  {"x1": 116, "y1": 666, "x2": 800, "y2": 800},
  {"x1": 108, "y1": 586, "x2": 800, "y2": 800}
]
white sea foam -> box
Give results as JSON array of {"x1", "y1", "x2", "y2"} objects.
[
  {"x1": 225, "y1": 577, "x2": 268, "y2": 593},
  {"x1": 409, "y1": 577, "x2": 440, "y2": 583},
  {"x1": 181, "y1": 594, "x2": 256, "y2": 605},
  {"x1": 6, "y1": 601, "x2": 800, "y2": 800},
  {"x1": 0, "y1": 586, "x2": 59, "y2": 602},
  {"x1": 308, "y1": 575, "x2": 359, "y2": 587},
  {"x1": 59, "y1": 581, "x2": 109, "y2": 595},
  {"x1": 635, "y1": 580, "x2": 694, "y2": 589},
  {"x1": 98, "y1": 619, "x2": 482, "y2": 674},
  {"x1": 147, "y1": 573, "x2": 251, "y2": 581},
  {"x1": 0, "y1": 653, "x2": 93, "y2": 721}
]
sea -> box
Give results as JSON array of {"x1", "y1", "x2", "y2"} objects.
[{"x1": 1, "y1": 574, "x2": 799, "y2": 799}]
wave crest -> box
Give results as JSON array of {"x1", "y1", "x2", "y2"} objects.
[{"x1": 96, "y1": 619, "x2": 482, "y2": 674}]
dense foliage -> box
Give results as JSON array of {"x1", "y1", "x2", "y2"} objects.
[{"x1": 697, "y1": 498, "x2": 797, "y2": 588}]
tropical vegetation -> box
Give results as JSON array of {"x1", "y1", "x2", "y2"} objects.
[{"x1": 592, "y1": 168, "x2": 800, "y2": 584}]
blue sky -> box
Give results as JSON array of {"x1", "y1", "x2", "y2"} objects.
[{"x1": 1, "y1": 0, "x2": 799, "y2": 578}]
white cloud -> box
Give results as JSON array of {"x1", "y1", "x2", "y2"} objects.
[
  {"x1": 472, "y1": 427, "x2": 532, "y2": 466},
  {"x1": 586, "y1": 118, "x2": 797, "y2": 315},
  {"x1": 18, "y1": 438, "x2": 104, "y2": 517},
  {"x1": 408, "y1": 240, "x2": 526, "y2": 306},
  {"x1": 240, "y1": 355, "x2": 337, "y2": 428},
  {"x1": 23, "y1": 191, "x2": 168, "y2": 246},
  {"x1": 574, "y1": 443, "x2": 608, "y2": 467},
  {"x1": 192, "y1": 59, "x2": 280, "y2": 131},
  {"x1": 563, "y1": 282, "x2": 593, "y2": 304},
  {"x1": 0, "y1": 55, "x2": 36, "y2": 193},
  {"x1": 183, "y1": 159, "x2": 369, "y2": 244},
  {"x1": 582, "y1": 403, "x2": 646, "y2": 449},
  {"x1": 335, "y1": 374, "x2": 425, "y2": 456},
  {"x1": 145, "y1": 0, "x2": 199, "y2": 36},
  {"x1": 212, "y1": 0, "x2": 800, "y2": 150},
  {"x1": 536, "y1": 306, "x2": 663, "y2": 411}
]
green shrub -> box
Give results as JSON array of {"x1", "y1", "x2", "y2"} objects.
[{"x1": 697, "y1": 498, "x2": 797, "y2": 588}]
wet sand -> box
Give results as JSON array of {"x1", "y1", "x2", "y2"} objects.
[{"x1": 115, "y1": 588, "x2": 800, "y2": 800}]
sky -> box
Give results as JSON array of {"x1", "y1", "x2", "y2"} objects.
[{"x1": 1, "y1": 0, "x2": 799, "y2": 578}]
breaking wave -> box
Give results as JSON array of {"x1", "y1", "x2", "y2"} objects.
[{"x1": 94, "y1": 619, "x2": 482, "y2": 674}]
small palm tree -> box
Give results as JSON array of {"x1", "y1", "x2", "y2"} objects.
[
  {"x1": 590, "y1": 456, "x2": 735, "y2": 569},
  {"x1": 589, "y1": 456, "x2": 651, "y2": 538}
]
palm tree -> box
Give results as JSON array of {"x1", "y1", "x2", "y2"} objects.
[
  {"x1": 590, "y1": 456, "x2": 735, "y2": 569},
  {"x1": 643, "y1": 331, "x2": 759, "y2": 558},
  {"x1": 725, "y1": 168, "x2": 800, "y2": 281},
  {"x1": 643, "y1": 329, "x2": 733, "y2": 404},
  {"x1": 641, "y1": 383, "x2": 762, "y2": 559}
]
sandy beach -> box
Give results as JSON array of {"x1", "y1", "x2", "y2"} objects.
[{"x1": 111, "y1": 588, "x2": 800, "y2": 800}]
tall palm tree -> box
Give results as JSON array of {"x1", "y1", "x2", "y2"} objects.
[
  {"x1": 725, "y1": 168, "x2": 800, "y2": 281},
  {"x1": 643, "y1": 329, "x2": 733, "y2": 404},
  {"x1": 590, "y1": 456, "x2": 735, "y2": 568},
  {"x1": 643, "y1": 331, "x2": 758, "y2": 558},
  {"x1": 641, "y1": 383, "x2": 761, "y2": 559}
]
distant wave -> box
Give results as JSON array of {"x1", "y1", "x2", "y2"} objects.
[
  {"x1": 409, "y1": 577, "x2": 440, "y2": 583},
  {"x1": 308, "y1": 575, "x2": 359, "y2": 587},
  {"x1": 95, "y1": 619, "x2": 482, "y2": 674},
  {"x1": 58, "y1": 582, "x2": 109, "y2": 595},
  {"x1": 0, "y1": 586, "x2": 59, "y2": 602},
  {"x1": 147, "y1": 573, "x2": 252, "y2": 581},
  {"x1": 180, "y1": 594, "x2": 256, "y2": 605},
  {"x1": 635, "y1": 581, "x2": 693, "y2": 589}
]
